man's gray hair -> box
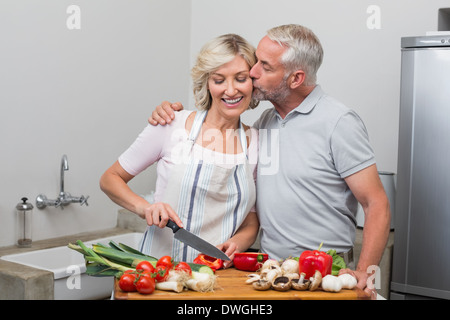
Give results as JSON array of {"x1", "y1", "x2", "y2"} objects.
[{"x1": 267, "y1": 24, "x2": 323, "y2": 86}]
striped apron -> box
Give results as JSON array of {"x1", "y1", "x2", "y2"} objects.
[{"x1": 139, "y1": 110, "x2": 256, "y2": 262}]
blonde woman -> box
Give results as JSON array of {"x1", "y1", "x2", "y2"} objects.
[{"x1": 100, "y1": 34, "x2": 259, "y2": 264}]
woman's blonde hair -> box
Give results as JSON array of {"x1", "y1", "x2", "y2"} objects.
[{"x1": 191, "y1": 34, "x2": 259, "y2": 110}]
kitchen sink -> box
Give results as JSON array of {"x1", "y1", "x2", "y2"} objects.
[{"x1": 1, "y1": 232, "x2": 142, "y2": 300}]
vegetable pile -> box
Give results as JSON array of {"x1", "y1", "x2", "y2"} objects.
[
  {"x1": 245, "y1": 257, "x2": 357, "y2": 293},
  {"x1": 68, "y1": 240, "x2": 217, "y2": 295},
  {"x1": 242, "y1": 244, "x2": 356, "y2": 294}
]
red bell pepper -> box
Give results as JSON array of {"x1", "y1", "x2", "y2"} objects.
[
  {"x1": 233, "y1": 252, "x2": 269, "y2": 271},
  {"x1": 298, "y1": 249, "x2": 333, "y2": 279},
  {"x1": 193, "y1": 254, "x2": 223, "y2": 271}
]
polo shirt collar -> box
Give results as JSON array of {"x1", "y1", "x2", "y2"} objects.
[{"x1": 292, "y1": 85, "x2": 324, "y2": 114}]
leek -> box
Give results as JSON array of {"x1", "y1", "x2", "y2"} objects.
[
  {"x1": 92, "y1": 245, "x2": 156, "y2": 266},
  {"x1": 68, "y1": 239, "x2": 161, "y2": 277}
]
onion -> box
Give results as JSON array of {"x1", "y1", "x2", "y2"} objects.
[
  {"x1": 185, "y1": 271, "x2": 216, "y2": 292},
  {"x1": 156, "y1": 281, "x2": 184, "y2": 293}
]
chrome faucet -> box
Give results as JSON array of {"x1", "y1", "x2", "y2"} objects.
[
  {"x1": 60, "y1": 154, "x2": 68, "y2": 197},
  {"x1": 36, "y1": 154, "x2": 89, "y2": 210}
]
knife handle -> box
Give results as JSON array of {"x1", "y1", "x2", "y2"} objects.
[{"x1": 166, "y1": 219, "x2": 181, "y2": 233}]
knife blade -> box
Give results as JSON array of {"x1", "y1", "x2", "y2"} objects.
[{"x1": 166, "y1": 220, "x2": 230, "y2": 260}]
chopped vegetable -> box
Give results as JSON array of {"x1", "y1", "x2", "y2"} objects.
[
  {"x1": 233, "y1": 252, "x2": 268, "y2": 271},
  {"x1": 187, "y1": 262, "x2": 215, "y2": 275},
  {"x1": 193, "y1": 254, "x2": 223, "y2": 271}
]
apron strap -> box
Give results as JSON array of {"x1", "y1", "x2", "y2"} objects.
[
  {"x1": 188, "y1": 110, "x2": 207, "y2": 143},
  {"x1": 188, "y1": 110, "x2": 248, "y2": 158},
  {"x1": 238, "y1": 121, "x2": 248, "y2": 159}
]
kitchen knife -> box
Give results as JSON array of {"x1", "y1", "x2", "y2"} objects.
[{"x1": 166, "y1": 220, "x2": 230, "y2": 260}]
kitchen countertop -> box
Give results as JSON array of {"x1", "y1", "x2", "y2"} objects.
[
  {"x1": 0, "y1": 227, "x2": 132, "y2": 299},
  {"x1": 0, "y1": 227, "x2": 130, "y2": 257},
  {"x1": 114, "y1": 268, "x2": 369, "y2": 300},
  {"x1": 0, "y1": 208, "x2": 394, "y2": 299}
]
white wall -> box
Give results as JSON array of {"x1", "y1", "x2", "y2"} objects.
[
  {"x1": 190, "y1": 0, "x2": 450, "y2": 173},
  {"x1": 1, "y1": 0, "x2": 448, "y2": 247},
  {"x1": 0, "y1": 0, "x2": 191, "y2": 246}
]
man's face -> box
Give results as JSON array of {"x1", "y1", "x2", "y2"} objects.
[{"x1": 250, "y1": 36, "x2": 290, "y2": 103}]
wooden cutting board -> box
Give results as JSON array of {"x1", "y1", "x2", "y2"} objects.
[{"x1": 113, "y1": 268, "x2": 369, "y2": 300}]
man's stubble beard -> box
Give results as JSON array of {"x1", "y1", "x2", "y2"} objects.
[{"x1": 252, "y1": 77, "x2": 290, "y2": 106}]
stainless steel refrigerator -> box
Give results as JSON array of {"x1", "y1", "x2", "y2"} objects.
[{"x1": 390, "y1": 35, "x2": 450, "y2": 300}]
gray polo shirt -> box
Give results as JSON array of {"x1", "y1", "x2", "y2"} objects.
[{"x1": 254, "y1": 85, "x2": 375, "y2": 260}]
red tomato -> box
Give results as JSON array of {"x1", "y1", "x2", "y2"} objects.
[
  {"x1": 175, "y1": 262, "x2": 192, "y2": 275},
  {"x1": 135, "y1": 260, "x2": 155, "y2": 273},
  {"x1": 135, "y1": 273, "x2": 155, "y2": 295},
  {"x1": 154, "y1": 265, "x2": 169, "y2": 282},
  {"x1": 119, "y1": 272, "x2": 137, "y2": 292},
  {"x1": 156, "y1": 255, "x2": 173, "y2": 269}
]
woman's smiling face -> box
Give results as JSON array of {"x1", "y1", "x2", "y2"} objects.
[{"x1": 207, "y1": 55, "x2": 253, "y2": 119}]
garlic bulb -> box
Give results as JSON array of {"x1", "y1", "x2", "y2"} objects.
[
  {"x1": 338, "y1": 273, "x2": 357, "y2": 289},
  {"x1": 321, "y1": 275, "x2": 343, "y2": 292}
]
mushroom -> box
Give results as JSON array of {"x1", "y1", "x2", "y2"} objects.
[
  {"x1": 261, "y1": 259, "x2": 280, "y2": 271},
  {"x1": 291, "y1": 272, "x2": 310, "y2": 291},
  {"x1": 309, "y1": 270, "x2": 322, "y2": 291},
  {"x1": 280, "y1": 258, "x2": 299, "y2": 275},
  {"x1": 245, "y1": 273, "x2": 261, "y2": 284},
  {"x1": 271, "y1": 276, "x2": 291, "y2": 292},
  {"x1": 252, "y1": 279, "x2": 271, "y2": 291},
  {"x1": 283, "y1": 272, "x2": 300, "y2": 280},
  {"x1": 260, "y1": 265, "x2": 282, "y2": 283}
]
